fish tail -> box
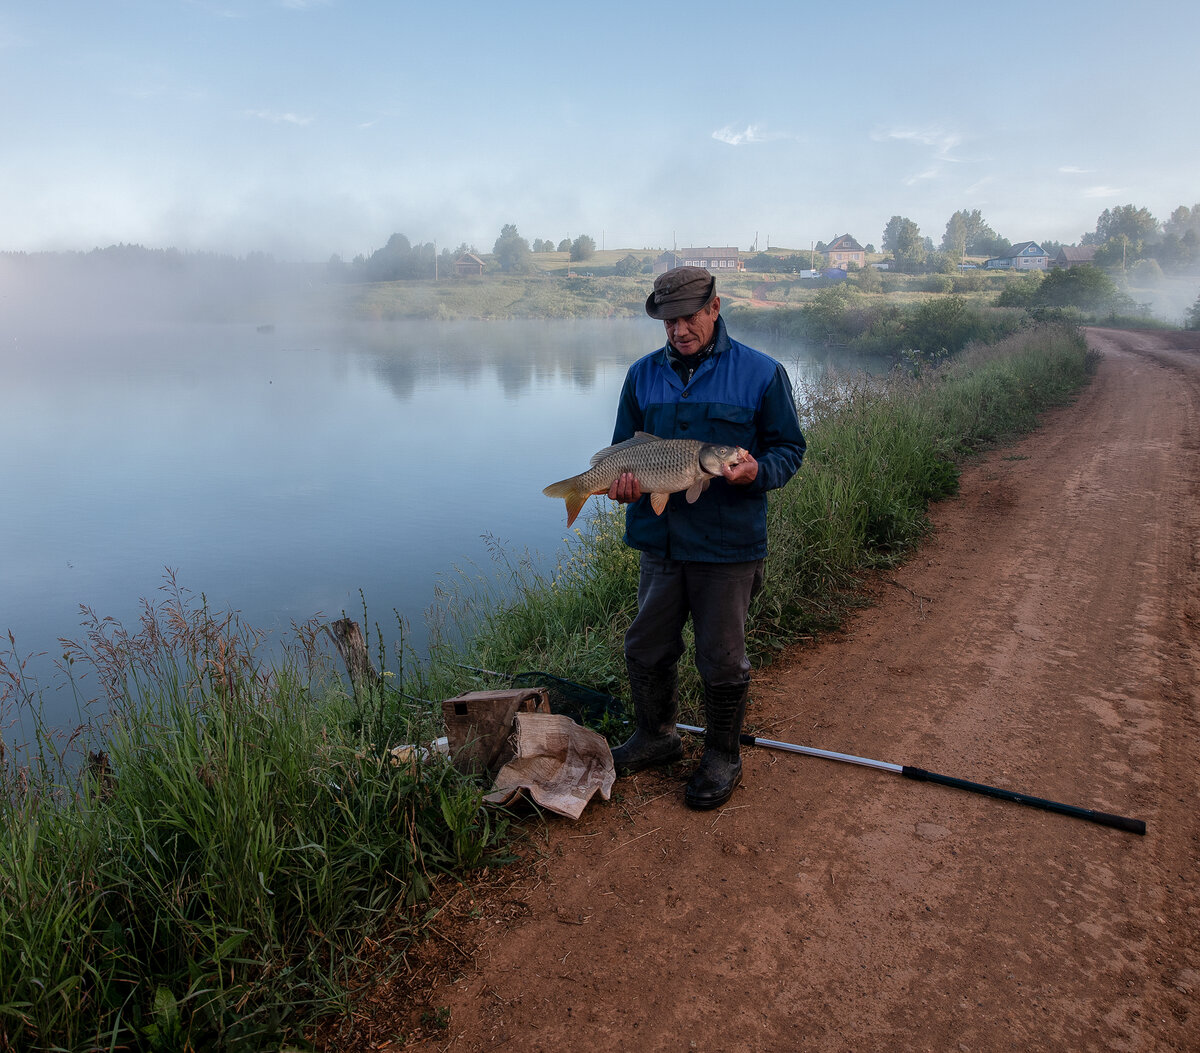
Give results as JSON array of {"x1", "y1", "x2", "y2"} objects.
[{"x1": 542, "y1": 478, "x2": 590, "y2": 526}]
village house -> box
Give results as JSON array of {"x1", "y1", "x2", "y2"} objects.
[
  {"x1": 983, "y1": 242, "x2": 1050, "y2": 270},
  {"x1": 654, "y1": 247, "x2": 744, "y2": 274},
  {"x1": 1052, "y1": 245, "x2": 1098, "y2": 269},
  {"x1": 454, "y1": 252, "x2": 485, "y2": 277},
  {"x1": 823, "y1": 234, "x2": 865, "y2": 270}
]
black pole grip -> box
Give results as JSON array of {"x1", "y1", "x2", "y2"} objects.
[{"x1": 901, "y1": 766, "x2": 1146, "y2": 835}]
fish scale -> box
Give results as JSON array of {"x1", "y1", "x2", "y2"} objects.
[{"x1": 543, "y1": 431, "x2": 746, "y2": 527}]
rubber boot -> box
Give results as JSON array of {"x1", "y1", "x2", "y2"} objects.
[
  {"x1": 610, "y1": 663, "x2": 683, "y2": 774},
  {"x1": 685, "y1": 681, "x2": 749, "y2": 810}
]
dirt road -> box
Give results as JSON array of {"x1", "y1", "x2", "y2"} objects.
[{"x1": 369, "y1": 328, "x2": 1200, "y2": 1052}]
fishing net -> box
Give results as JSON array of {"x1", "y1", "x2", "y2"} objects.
[{"x1": 505, "y1": 670, "x2": 632, "y2": 736}]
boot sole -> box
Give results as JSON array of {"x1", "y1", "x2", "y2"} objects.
[{"x1": 684, "y1": 768, "x2": 743, "y2": 810}]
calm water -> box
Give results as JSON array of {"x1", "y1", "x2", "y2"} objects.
[{"x1": 1, "y1": 316, "x2": 838, "y2": 736}]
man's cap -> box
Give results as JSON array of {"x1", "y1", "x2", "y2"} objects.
[{"x1": 645, "y1": 266, "x2": 717, "y2": 320}]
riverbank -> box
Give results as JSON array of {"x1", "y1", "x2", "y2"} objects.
[
  {"x1": 384, "y1": 327, "x2": 1200, "y2": 1053},
  {"x1": 1, "y1": 324, "x2": 1100, "y2": 1050}
]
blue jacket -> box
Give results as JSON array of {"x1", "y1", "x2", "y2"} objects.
[{"x1": 612, "y1": 316, "x2": 806, "y2": 562}]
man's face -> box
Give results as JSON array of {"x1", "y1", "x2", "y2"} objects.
[{"x1": 663, "y1": 297, "x2": 720, "y2": 356}]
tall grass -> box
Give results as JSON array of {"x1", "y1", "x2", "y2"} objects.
[{"x1": 0, "y1": 582, "x2": 507, "y2": 1050}]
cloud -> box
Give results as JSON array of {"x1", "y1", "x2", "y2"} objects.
[
  {"x1": 245, "y1": 109, "x2": 313, "y2": 126},
  {"x1": 872, "y1": 125, "x2": 963, "y2": 161},
  {"x1": 1059, "y1": 165, "x2": 1094, "y2": 174},
  {"x1": 712, "y1": 123, "x2": 787, "y2": 146},
  {"x1": 1083, "y1": 185, "x2": 1126, "y2": 199},
  {"x1": 871, "y1": 125, "x2": 984, "y2": 185},
  {"x1": 904, "y1": 167, "x2": 940, "y2": 186}
]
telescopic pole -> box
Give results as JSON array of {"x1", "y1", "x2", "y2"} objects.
[
  {"x1": 676, "y1": 724, "x2": 1146, "y2": 836},
  {"x1": 452, "y1": 667, "x2": 1147, "y2": 836}
]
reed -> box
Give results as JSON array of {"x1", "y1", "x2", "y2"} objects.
[{"x1": 0, "y1": 582, "x2": 507, "y2": 1050}]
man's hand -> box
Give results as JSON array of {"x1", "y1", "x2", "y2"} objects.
[
  {"x1": 722, "y1": 451, "x2": 758, "y2": 486},
  {"x1": 608, "y1": 472, "x2": 643, "y2": 503}
]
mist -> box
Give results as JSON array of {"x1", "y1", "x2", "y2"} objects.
[
  {"x1": 0, "y1": 247, "x2": 328, "y2": 337},
  {"x1": 1124, "y1": 270, "x2": 1200, "y2": 326}
]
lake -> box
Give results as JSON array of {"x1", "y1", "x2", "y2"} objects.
[{"x1": 1, "y1": 315, "x2": 847, "y2": 740}]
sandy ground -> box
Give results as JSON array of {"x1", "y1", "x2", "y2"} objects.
[{"x1": 339, "y1": 327, "x2": 1200, "y2": 1052}]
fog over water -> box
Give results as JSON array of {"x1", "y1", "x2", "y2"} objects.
[{"x1": 0, "y1": 271, "x2": 850, "y2": 743}]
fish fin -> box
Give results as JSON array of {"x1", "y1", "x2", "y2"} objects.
[
  {"x1": 685, "y1": 480, "x2": 708, "y2": 503},
  {"x1": 588, "y1": 432, "x2": 662, "y2": 466},
  {"x1": 563, "y1": 493, "x2": 588, "y2": 526},
  {"x1": 650, "y1": 492, "x2": 670, "y2": 515}
]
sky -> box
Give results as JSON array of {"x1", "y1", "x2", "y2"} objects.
[{"x1": 1, "y1": 0, "x2": 1197, "y2": 262}]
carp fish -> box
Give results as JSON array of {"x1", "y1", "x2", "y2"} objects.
[{"x1": 543, "y1": 431, "x2": 747, "y2": 527}]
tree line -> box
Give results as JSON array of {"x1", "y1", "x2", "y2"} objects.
[
  {"x1": 11, "y1": 202, "x2": 1198, "y2": 290},
  {"x1": 492, "y1": 224, "x2": 596, "y2": 273},
  {"x1": 741, "y1": 203, "x2": 1200, "y2": 280},
  {"x1": 324, "y1": 224, "x2": 603, "y2": 282}
]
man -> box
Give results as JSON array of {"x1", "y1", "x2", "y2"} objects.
[{"x1": 607, "y1": 266, "x2": 806, "y2": 809}]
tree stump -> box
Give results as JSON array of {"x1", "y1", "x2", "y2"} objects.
[{"x1": 324, "y1": 618, "x2": 383, "y2": 700}]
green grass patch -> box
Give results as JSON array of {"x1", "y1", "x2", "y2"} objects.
[{"x1": 342, "y1": 274, "x2": 649, "y2": 320}]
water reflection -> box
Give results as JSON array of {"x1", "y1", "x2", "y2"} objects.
[{"x1": 344, "y1": 318, "x2": 654, "y2": 401}]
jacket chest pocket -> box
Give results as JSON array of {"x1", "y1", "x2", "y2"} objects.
[{"x1": 699, "y1": 402, "x2": 756, "y2": 448}]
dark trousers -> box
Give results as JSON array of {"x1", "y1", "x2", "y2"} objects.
[{"x1": 624, "y1": 553, "x2": 764, "y2": 688}]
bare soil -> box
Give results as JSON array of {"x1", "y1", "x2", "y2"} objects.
[{"x1": 340, "y1": 328, "x2": 1200, "y2": 1052}]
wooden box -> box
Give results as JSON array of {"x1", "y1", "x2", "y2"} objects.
[{"x1": 441, "y1": 687, "x2": 551, "y2": 775}]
